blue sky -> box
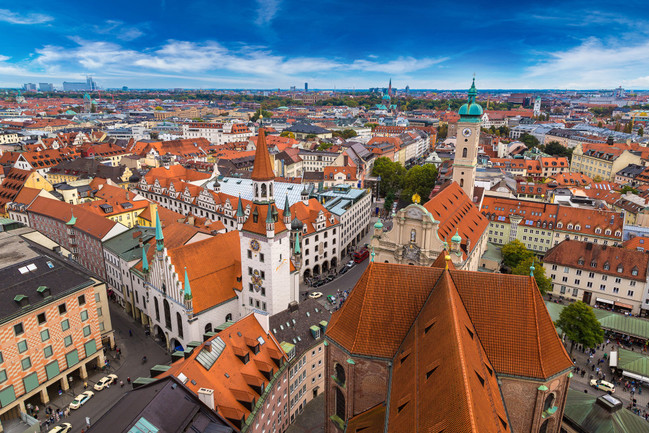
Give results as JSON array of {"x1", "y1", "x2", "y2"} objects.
[{"x1": 1, "y1": 0, "x2": 649, "y2": 89}]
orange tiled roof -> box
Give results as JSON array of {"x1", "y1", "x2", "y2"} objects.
[
  {"x1": 167, "y1": 231, "x2": 242, "y2": 313},
  {"x1": 424, "y1": 182, "x2": 489, "y2": 258},
  {"x1": 0, "y1": 167, "x2": 33, "y2": 212},
  {"x1": 143, "y1": 164, "x2": 212, "y2": 184},
  {"x1": 623, "y1": 236, "x2": 649, "y2": 251},
  {"x1": 250, "y1": 129, "x2": 275, "y2": 181},
  {"x1": 242, "y1": 203, "x2": 287, "y2": 236},
  {"x1": 326, "y1": 263, "x2": 572, "y2": 380},
  {"x1": 159, "y1": 314, "x2": 287, "y2": 429}
]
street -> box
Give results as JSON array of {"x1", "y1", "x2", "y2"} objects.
[
  {"x1": 568, "y1": 339, "x2": 649, "y2": 423},
  {"x1": 36, "y1": 304, "x2": 169, "y2": 433}
]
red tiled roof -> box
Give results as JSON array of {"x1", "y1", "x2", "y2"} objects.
[
  {"x1": 623, "y1": 236, "x2": 649, "y2": 251},
  {"x1": 250, "y1": 129, "x2": 275, "y2": 181}
]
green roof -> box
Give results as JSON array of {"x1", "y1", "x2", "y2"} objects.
[
  {"x1": 617, "y1": 348, "x2": 649, "y2": 378},
  {"x1": 564, "y1": 389, "x2": 649, "y2": 433},
  {"x1": 545, "y1": 301, "x2": 649, "y2": 340},
  {"x1": 280, "y1": 341, "x2": 295, "y2": 354}
]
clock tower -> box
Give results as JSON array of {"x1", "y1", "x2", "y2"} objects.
[
  {"x1": 240, "y1": 128, "x2": 295, "y2": 316},
  {"x1": 453, "y1": 78, "x2": 483, "y2": 200}
]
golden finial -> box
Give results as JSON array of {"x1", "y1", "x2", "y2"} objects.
[
  {"x1": 445, "y1": 254, "x2": 451, "y2": 270},
  {"x1": 412, "y1": 193, "x2": 421, "y2": 204}
]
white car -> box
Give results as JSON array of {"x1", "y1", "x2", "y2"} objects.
[
  {"x1": 309, "y1": 291, "x2": 323, "y2": 299},
  {"x1": 69, "y1": 390, "x2": 94, "y2": 409},
  {"x1": 94, "y1": 374, "x2": 118, "y2": 391},
  {"x1": 49, "y1": 424, "x2": 72, "y2": 433}
]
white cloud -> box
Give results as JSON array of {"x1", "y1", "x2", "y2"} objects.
[
  {"x1": 0, "y1": 9, "x2": 53, "y2": 25},
  {"x1": 95, "y1": 20, "x2": 145, "y2": 41},
  {"x1": 255, "y1": 0, "x2": 281, "y2": 26},
  {"x1": 350, "y1": 57, "x2": 448, "y2": 74},
  {"x1": 525, "y1": 37, "x2": 649, "y2": 88}
]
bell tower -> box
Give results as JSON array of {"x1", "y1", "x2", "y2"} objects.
[
  {"x1": 251, "y1": 127, "x2": 275, "y2": 204},
  {"x1": 453, "y1": 78, "x2": 482, "y2": 200}
]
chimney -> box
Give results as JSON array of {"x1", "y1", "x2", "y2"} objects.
[
  {"x1": 198, "y1": 388, "x2": 215, "y2": 411},
  {"x1": 203, "y1": 340, "x2": 212, "y2": 352},
  {"x1": 288, "y1": 301, "x2": 299, "y2": 312}
]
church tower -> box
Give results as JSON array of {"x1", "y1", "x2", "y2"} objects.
[
  {"x1": 240, "y1": 127, "x2": 294, "y2": 316},
  {"x1": 453, "y1": 78, "x2": 482, "y2": 200}
]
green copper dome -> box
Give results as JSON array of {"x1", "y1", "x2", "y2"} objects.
[
  {"x1": 374, "y1": 220, "x2": 384, "y2": 229},
  {"x1": 458, "y1": 77, "x2": 483, "y2": 119},
  {"x1": 451, "y1": 230, "x2": 462, "y2": 243}
]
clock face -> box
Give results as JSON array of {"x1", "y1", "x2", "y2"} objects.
[
  {"x1": 462, "y1": 128, "x2": 472, "y2": 137},
  {"x1": 250, "y1": 239, "x2": 260, "y2": 252}
]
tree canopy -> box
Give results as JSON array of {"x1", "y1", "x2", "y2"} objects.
[
  {"x1": 512, "y1": 256, "x2": 552, "y2": 295},
  {"x1": 519, "y1": 133, "x2": 540, "y2": 149},
  {"x1": 399, "y1": 164, "x2": 438, "y2": 204},
  {"x1": 279, "y1": 131, "x2": 295, "y2": 138},
  {"x1": 541, "y1": 141, "x2": 572, "y2": 159},
  {"x1": 332, "y1": 129, "x2": 358, "y2": 139},
  {"x1": 371, "y1": 157, "x2": 406, "y2": 197},
  {"x1": 251, "y1": 108, "x2": 272, "y2": 122},
  {"x1": 555, "y1": 301, "x2": 604, "y2": 354},
  {"x1": 501, "y1": 239, "x2": 532, "y2": 268}
]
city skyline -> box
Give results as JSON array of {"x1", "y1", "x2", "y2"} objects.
[{"x1": 2, "y1": 1, "x2": 649, "y2": 89}]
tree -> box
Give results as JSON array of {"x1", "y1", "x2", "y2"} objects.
[
  {"x1": 364, "y1": 123, "x2": 378, "y2": 129},
  {"x1": 372, "y1": 157, "x2": 406, "y2": 197},
  {"x1": 597, "y1": 121, "x2": 603, "y2": 128},
  {"x1": 501, "y1": 239, "x2": 533, "y2": 269},
  {"x1": 555, "y1": 301, "x2": 604, "y2": 355},
  {"x1": 332, "y1": 129, "x2": 358, "y2": 140},
  {"x1": 399, "y1": 164, "x2": 438, "y2": 204},
  {"x1": 543, "y1": 141, "x2": 572, "y2": 159},
  {"x1": 384, "y1": 191, "x2": 395, "y2": 212},
  {"x1": 251, "y1": 108, "x2": 272, "y2": 122},
  {"x1": 317, "y1": 142, "x2": 333, "y2": 150},
  {"x1": 639, "y1": 126, "x2": 644, "y2": 137},
  {"x1": 621, "y1": 185, "x2": 639, "y2": 194},
  {"x1": 512, "y1": 257, "x2": 551, "y2": 295},
  {"x1": 519, "y1": 133, "x2": 540, "y2": 149},
  {"x1": 280, "y1": 131, "x2": 295, "y2": 139},
  {"x1": 437, "y1": 124, "x2": 448, "y2": 140}
]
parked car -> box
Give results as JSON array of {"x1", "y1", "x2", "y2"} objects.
[
  {"x1": 327, "y1": 295, "x2": 336, "y2": 305},
  {"x1": 49, "y1": 424, "x2": 72, "y2": 433},
  {"x1": 69, "y1": 391, "x2": 94, "y2": 409},
  {"x1": 325, "y1": 274, "x2": 336, "y2": 283},
  {"x1": 339, "y1": 266, "x2": 350, "y2": 275},
  {"x1": 590, "y1": 379, "x2": 615, "y2": 393},
  {"x1": 94, "y1": 374, "x2": 118, "y2": 391},
  {"x1": 308, "y1": 291, "x2": 323, "y2": 299},
  {"x1": 312, "y1": 280, "x2": 325, "y2": 288}
]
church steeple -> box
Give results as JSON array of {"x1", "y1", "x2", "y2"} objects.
[
  {"x1": 283, "y1": 194, "x2": 291, "y2": 224},
  {"x1": 155, "y1": 209, "x2": 164, "y2": 261},
  {"x1": 251, "y1": 128, "x2": 275, "y2": 204}
]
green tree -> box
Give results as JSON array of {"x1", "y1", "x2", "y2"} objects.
[
  {"x1": 597, "y1": 121, "x2": 603, "y2": 128},
  {"x1": 332, "y1": 129, "x2": 358, "y2": 140},
  {"x1": 501, "y1": 239, "x2": 533, "y2": 269},
  {"x1": 437, "y1": 124, "x2": 448, "y2": 140},
  {"x1": 280, "y1": 131, "x2": 295, "y2": 138},
  {"x1": 519, "y1": 133, "x2": 540, "y2": 149},
  {"x1": 251, "y1": 108, "x2": 272, "y2": 122},
  {"x1": 621, "y1": 185, "x2": 639, "y2": 194},
  {"x1": 512, "y1": 257, "x2": 551, "y2": 295},
  {"x1": 384, "y1": 191, "x2": 395, "y2": 212},
  {"x1": 372, "y1": 157, "x2": 406, "y2": 197},
  {"x1": 555, "y1": 301, "x2": 604, "y2": 355},
  {"x1": 399, "y1": 164, "x2": 438, "y2": 204},
  {"x1": 364, "y1": 123, "x2": 378, "y2": 129},
  {"x1": 317, "y1": 142, "x2": 333, "y2": 150},
  {"x1": 543, "y1": 141, "x2": 572, "y2": 159},
  {"x1": 639, "y1": 126, "x2": 644, "y2": 137}
]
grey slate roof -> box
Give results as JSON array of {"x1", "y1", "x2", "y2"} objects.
[
  {"x1": 284, "y1": 122, "x2": 331, "y2": 135},
  {"x1": 269, "y1": 299, "x2": 331, "y2": 358},
  {"x1": 88, "y1": 375, "x2": 234, "y2": 433}
]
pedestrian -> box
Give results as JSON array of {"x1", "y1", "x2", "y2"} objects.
[
  {"x1": 84, "y1": 381, "x2": 88, "y2": 389},
  {"x1": 120, "y1": 380, "x2": 124, "y2": 387},
  {"x1": 129, "y1": 329, "x2": 133, "y2": 337},
  {"x1": 127, "y1": 377, "x2": 131, "y2": 384}
]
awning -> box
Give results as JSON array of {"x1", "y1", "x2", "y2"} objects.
[
  {"x1": 596, "y1": 297, "x2": 614, "y2": 305},
  {"x1": 622, "y1": 371, "x2": 649, "y2": 384},
  {"x1": 609, "y1": 351, "x2": 618, "y2": 368},
  {"x1": 614, "y1": 301, "x2": 634, "y2": 310}
]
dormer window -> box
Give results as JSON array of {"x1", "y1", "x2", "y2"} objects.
[
  {"x1": 632, "y1": 267, "x2": 639, "y2": 276},
  {"x1": 595, "y1": 228, "x2": 601, "y2": 234},
  {"x1": 603, "y1": 262, "x2": 610, "y2": 271},
  {"x1": 591, "y1": 261, "x2": 597, "y2": 267},
  {"x1": 605, "y1": 229, "x2": 611, "y2": 236},
  {"x1": 617, "y1": 265, "x2": 623, "y2": 273},
  {"x1": 575, "y1": 225, "x2": 581, "y2": 231},
  {"x1": 557, "y1": 222, "x2": 563, "y2": 229},
  {"x1": 578, "y1": 258, "x2": 584, "y2": 265},
  {"x1": 567, "y1": 224, "x2": 573, "y2": 230}
]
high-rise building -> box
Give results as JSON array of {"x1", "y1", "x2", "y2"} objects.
[
  {"x1": 39, "y1": 83, "x2": 54, "y2": 92},
  {"x1": 62, "y1": 76, "x2": 97, "y2": 92},
  {"x1": 304, "y1": 82, "x2": 308, "y2": 92},
  {"x1": 22, "y1": 83, "x2": 36, "y2": 92}
]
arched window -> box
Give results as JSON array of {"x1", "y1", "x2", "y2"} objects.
[
  {"x1": 205, "y1": 323, "x2": 213, "y2": 333},
  {"x1": 163, "y1": 299, "x2": 172, "y2": 330},
  {"x1": 335, "y1": 387, "x2": 345, "y2": 420},
  {"x1": 462, "y1": 147, "x2": 468, "y2": 158},
  {"x1": 177, "y1": 312, "x2": 184, "y2": 339},
  {"x1": 154, "y1": 298, "x2": 160, "y2": 321},
  {"x1": 254, "y1": 184, "x2": 259, "y2": 198},
  {"x1": 410, "y1": 229, "x2": 416, "y2": 243},
  {"x1": 225, "y1": 313, "x2": 233, "y2": 322},
  {"x1": 543, "y1": 393, "x2": 555, "y2": 412},
  {"x1": 539, "y1": 419, "x2": 550, "y2": 433},
  {"x1": 460, "y1": 179, "x2": 464, "y2": 188},
  {"x1": 335, "y1": 363, "x2": 346, "y2": 386},
  {"x1": 261, "y1": 183, "x2": 267, "y2": 198}
]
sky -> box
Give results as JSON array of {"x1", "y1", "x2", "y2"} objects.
[{"x1": 1, "y1": 0, "x2": 649, "y2": 90}]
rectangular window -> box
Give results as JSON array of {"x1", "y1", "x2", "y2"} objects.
[
  {"x1": 44, "y1": 345, "x2": 53, "y2": 358},
  {"x1": 61, "y1": 319, "x2": 70, "y2": 331},
  {"x1": 58, "y1": 303, "x2": 67, "y2": 314},
  {"x1": 40, "y1": 329, "x2": 50, "y2": 342},
  {"x1": 17, "y1": 340, "x2": 28, "y2": 353},
  {"x1": 21, "y1": 357, "x2": 31, "y2": 370},
  {"x1": 80, "y1": 310, "x2": 89, "y2": 321},
  {"x1": 600, "y1": 284, "x2": 606, "y2": 291},
  {"x1": 37, "y1": 312, "x2": 47, "y2": 325},
  {"x1": 613, "y1": 288, "x2": 619, "y2": 294},
  {"x1": 260, "y1": 253, "x2": 265, "y2": 263},
  {"x1": 587, "y1": 282, "x2": 593, "y2": 288},
  {"x1": 83, "y1": 325, "x2": 91, "y2": 337},
  {"x1": 560, "y1": 286, "x2": 566, "y2": 294},
  {"x1": 64, "y1": 335, "x2": 73, "y2": 347},
  {"x1": 247, "y1": 250, "x2": 252, "y2": 259},
  {"x1": 13, "y1": 323, "x2": 24, "y2": 336},
  {"x1": 628, "y1": 290, "x2": 634, "y2": 296},
  {"x1": 95, "y1": 293, "x2": 100, "y2": 303},
  {"x1": 78, "y1": 295, "x2": 86, "y2": 306},
  {"x1": 0, "y1": 370, "x2": 6, "y2": 383},
  {"x1": 99, "y1": 322, "x2": 105, "y2": 332},
  {"x1": 97, "y1": 307, "x2": 102, "y2": 317}
]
